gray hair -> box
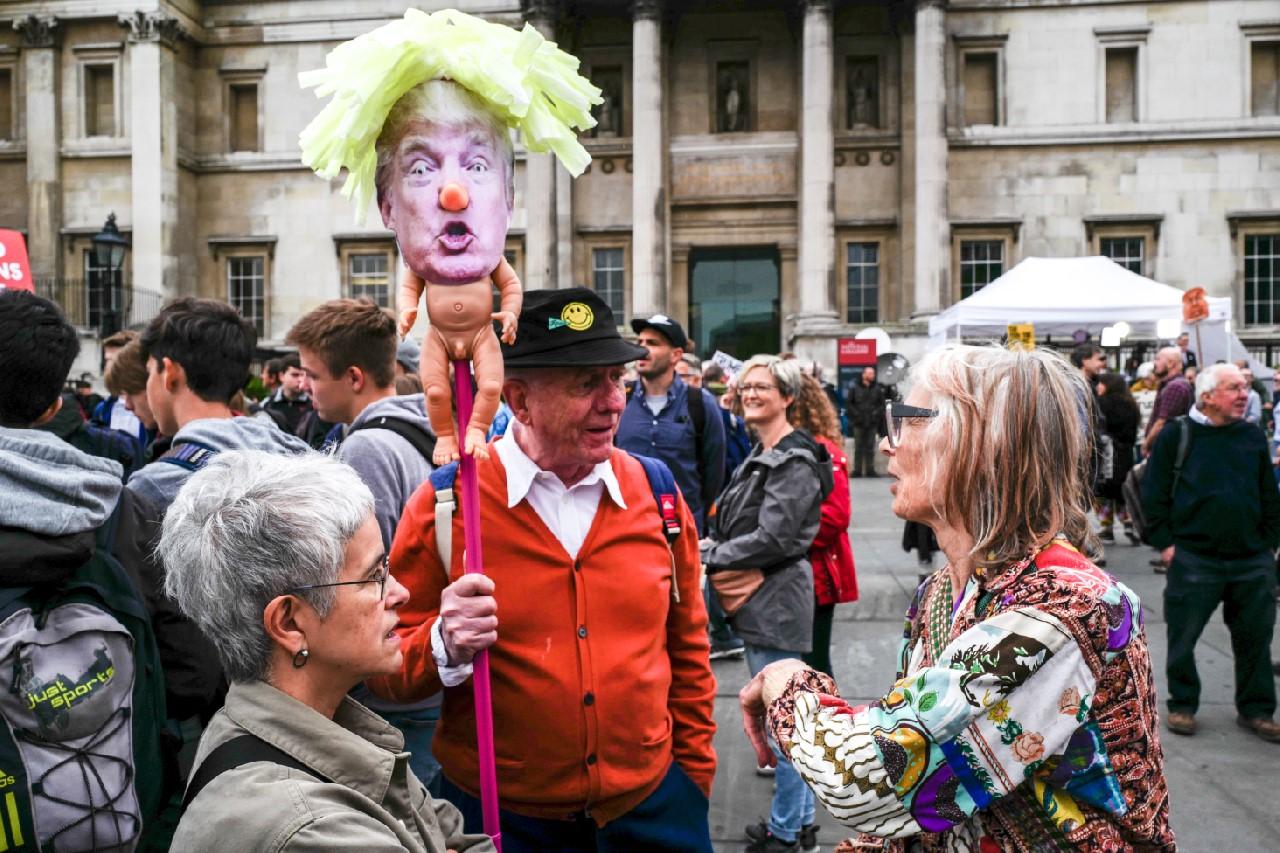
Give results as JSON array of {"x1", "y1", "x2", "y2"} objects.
[
  {"x1": 739, "y1": 354, "x2": 802, "y2": 400},
  {"x1": 679, "y1": 352, "x2": 702, "y2": 370},
  {"x1": 374, "y1": 79, "x2": 516, "y2": 209},
  {"x1": 158, "y1": 450, "x2": 374, "y2": 683},
  {"x1": 909, "y1": 344, "x2": 1095, "y2": 571},
  {"x1": 1195, "y1": 362, "x2": 1240, "y2": 399}
]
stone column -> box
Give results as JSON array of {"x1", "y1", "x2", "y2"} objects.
[
  {"x1": 120, "y1": 12, "x2": 182, "y2": 298},
  {"x1": 630, "y1": 0, "x2": 665, "y2": 318},
  {"x1": 15, "y1": 16, "x2": 61, "y2": 282},
  {"x1": 912, "y1": 0, "x2": 948, "y2": 317},
  {"x1": 795, "y1": 0, "x2": 837, "y2": 329},
  {"x1": 523, "y1": 1, "x2": 558, "y2": 288}
]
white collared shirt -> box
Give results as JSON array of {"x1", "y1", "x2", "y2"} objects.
[{"x1": 429, "y1": 426, "x2": 628, "y2": 684}]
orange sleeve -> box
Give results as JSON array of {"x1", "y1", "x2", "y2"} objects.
[
  {"x1": 366, "y1": 479, "x2": 448, "y2": 702},
  {"x1": 665, "y1": 494, "x2": 718, "y2": 796}
]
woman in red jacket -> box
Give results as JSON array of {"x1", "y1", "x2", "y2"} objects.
[{"x1": 790, "y1": 374, "x2": 857, "y2": 675}]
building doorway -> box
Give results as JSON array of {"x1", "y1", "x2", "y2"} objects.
[{"x1": 688, "y1": 246, "x2": 780, "y2": 360}]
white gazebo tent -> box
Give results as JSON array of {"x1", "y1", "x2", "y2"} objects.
[
  {"x1": 925, "y1": 256, "x2": 1268, "y2": 376},
  {"x1": 928, "y1": 256, "x2": 1233, "y2": 346}
]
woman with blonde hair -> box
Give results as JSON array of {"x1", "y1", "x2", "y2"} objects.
[
  {"x1": 788, "y1": 374, "x2": 857, "y2": 678},
  {"x1": 740, "y1": 345, "x2": 1174, "y2": 852}
]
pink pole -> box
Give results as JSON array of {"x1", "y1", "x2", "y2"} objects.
[{"x1": 452, "y1": 360, "x2": 502, "y2": 851}]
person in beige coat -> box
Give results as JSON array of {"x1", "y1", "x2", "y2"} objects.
[{"x1": 158, "y1": 449, "x2": 494, "y2": 853}]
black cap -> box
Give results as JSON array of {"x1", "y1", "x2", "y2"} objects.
[
  {"x1": 629, "y1": 313, "x2": 688, "y2": 350},
  {"x1": 502, "y1": 287, "x2": 648, "y2": 367}
]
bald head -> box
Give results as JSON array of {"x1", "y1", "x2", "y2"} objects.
[{"x1": 1154, "y1": 346, "x2": 1183, "y2": 379}]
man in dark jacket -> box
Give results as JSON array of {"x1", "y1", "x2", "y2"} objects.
[
  {"x1": 845, "y1": 366, "x2": 887, "y2": 477},
  {"x1": 1142, "y1": 362, "x2": 1280, "y2": 743}
]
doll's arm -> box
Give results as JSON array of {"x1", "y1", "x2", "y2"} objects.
[
  {"x1": 490, "y1": 257, "x2": 523, "y2": 345},
  {"x1": 397, "y1": 267, "x2": 426, "y2": 338}
]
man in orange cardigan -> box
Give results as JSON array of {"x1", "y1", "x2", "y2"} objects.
[{"x1": 369, "y1": 288, "x2": 717, "y2": 852}]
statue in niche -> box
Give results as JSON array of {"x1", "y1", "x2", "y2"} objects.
[
  {"x1": 591, "y1": 67, "x2": 623, "y2": 137},
  {"x1": 847, "y1": 58, "x2": 879, "y2": 129},
  {"x1": 717, "y1": 62, "x2": 748, "y2": 132}
]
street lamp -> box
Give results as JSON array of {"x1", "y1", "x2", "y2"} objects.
[{"x1": 91, "y1": 212, "x2": 129, "y2": 335}]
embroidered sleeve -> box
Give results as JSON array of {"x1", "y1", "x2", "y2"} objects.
[{"x1": 778, "y1": 607, "x2": 1100, "y2": 839}]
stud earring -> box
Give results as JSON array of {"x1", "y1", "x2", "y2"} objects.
[{"x1": 292, "y1": 648, "x2": 309, "y2": 668}]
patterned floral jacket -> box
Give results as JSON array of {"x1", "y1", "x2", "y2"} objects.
[{"x1": 768, "y1": 540, "x2": 1176, "y2": 852}]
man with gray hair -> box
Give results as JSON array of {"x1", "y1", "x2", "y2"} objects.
[{"x1": 1142, "y1": 362, "x2": 1280, "y2": 743}]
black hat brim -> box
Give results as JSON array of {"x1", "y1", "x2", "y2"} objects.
[
  {"x1": 504, "y1": 337, "x2": 649, "y2": 368},
  {"x1": 629, "y1": 318, "x2": 686, "y2": 348}
]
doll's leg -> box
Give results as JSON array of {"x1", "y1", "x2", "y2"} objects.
[
  {"x1": 421, "y1": 330, "x2": 459, "y2": 465},
  {"x1": 463, "y1": 328, "x2": 504, "y2": 461}
]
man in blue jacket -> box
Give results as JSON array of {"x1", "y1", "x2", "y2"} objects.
[{"x1": 616, "y1": 314, "x2": 726, "y2": 536}]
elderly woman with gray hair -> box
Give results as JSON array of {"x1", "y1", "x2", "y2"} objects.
[
  {"x1": 701, "y1": 354, "x2": 834, "y2": 852},
  {"x1": 739, "y1": 345, "x2": 1175, "y2": 852},
  {"x1": 159, "y1": 450, "x2": 493, "y2": 853}
]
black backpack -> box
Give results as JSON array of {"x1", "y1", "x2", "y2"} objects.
[
  {"x1": 1122, "y1": 417, "x2": 1192, "y2": 545},
  {"x1": 0, "y1": 509, "x2": 174, "y2": 851},
  {"x1": 346, "y1": 416, "x2": 437, "y2": 462}
]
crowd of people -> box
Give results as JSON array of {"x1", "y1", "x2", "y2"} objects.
[{"x1": 4, "y1": 280, "x2": 1279, "y2": 852}]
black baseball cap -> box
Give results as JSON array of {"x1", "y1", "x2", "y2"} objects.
[
  {"x1": 630, "y1": 313, "x2": 688, "y2": 349},
  {"x1": 502, "y1": 287, "x2": 648, "y2": 368}
]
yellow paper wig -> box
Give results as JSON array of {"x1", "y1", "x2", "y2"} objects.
[{"x1": 299, "y1": 8, "x2": 601, "y2": 222}]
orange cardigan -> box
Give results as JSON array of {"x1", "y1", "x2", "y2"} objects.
[{"x1": 367, "y1": 447, "x2": 717, "y2": 824}]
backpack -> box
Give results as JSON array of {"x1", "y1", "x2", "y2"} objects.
[
  {"x1": 0, "y1": 508, "x2": 172, "y2": 852},
  {"x1": 1122, "y1": 416, "x2": 1192, "y2": 545},
  {"x1": 429, "y1": 453, "x2": 684, "y2": 600},
  {"x1": 346, "y1": 416, "x2": 437, "y2": 463}
]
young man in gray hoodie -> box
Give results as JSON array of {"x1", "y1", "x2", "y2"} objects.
[
  {"x1": 0, "y1": 289, "x2": 172, "y2": 845},
  {"x1": 124, "y1": 297, "x2": 310, "y2": 739},
  {"x1": 285, "y1": 297, "x2": 442, "y2": 789}
]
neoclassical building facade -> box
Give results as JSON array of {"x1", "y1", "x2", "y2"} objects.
[{"x1": 2, "y1": 0, "x2": 1279, "y2": 366}]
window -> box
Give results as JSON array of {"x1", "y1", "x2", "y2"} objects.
[
  {"x1": 592, "y1": 248, "x2": 625, "y2": 316},
  {"x1": 1252, "y1": 41, "x2": 1280, "y2": 117},
  {"x1": 1100, "y1": 236, "x2": 1144, "y2": 275},
  {"x1": 0, "y1": 67, "x2": 12, "y2": 140},
  {"x1": 962, "y1": 53, "x2": 998, "y2": 126},
  {"x1": 1105, "y1": 47, "x2": 1138, "y2": 123},
  {"x1": 1245, "y1": 234, "x2": 1280, "y2": 326},
  {"x1": 846, "y1": 242, "x2": 879, "y2": 323},
  {"x1": 84, "y1": 63, "x2": 115, "y2": 137},
  {"x1": 228, "y1": 256, "x2": 266, "y2": 337},
  {"x1": 959, "y1": 240, "x2": 1004, "y2": 298},
  {"x1": 229, "y1": 83, "x2": 259, "y2": 152},
  {"x1": 347, "y1": 252, "x2": 391, "y2": 307}
]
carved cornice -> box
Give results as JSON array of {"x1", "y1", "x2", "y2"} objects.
[
  {"x1": 13, "y1": 15, "x2": 59, "y2": 49},
  {"x1": 118, "y1": 11, "x2": 185, "y2": 47},
  {"x1": 631, "y1": 0, "x2": 662, "y2": 22},
  {"x1": 916, "y1": 0, "x2": 948, "y2": 10}
]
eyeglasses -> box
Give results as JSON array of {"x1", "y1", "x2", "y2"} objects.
[
  {"x1": 884, "y1": 401, "x2": 939, "y2": 449},
  {"x1": 285, "y1": 554, "x2": 391, "y2": 601},
  {"x1": 738, "y1": 382, "x2": 778, "y2": 396}
]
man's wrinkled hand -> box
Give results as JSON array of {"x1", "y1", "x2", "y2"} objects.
[{"x1": 439, "y1": 574, "x2": 498, "y2": 666}]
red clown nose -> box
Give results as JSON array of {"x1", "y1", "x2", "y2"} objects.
[{"x1": 439, "y1": 182, "x2": 470, "y2": 212}]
